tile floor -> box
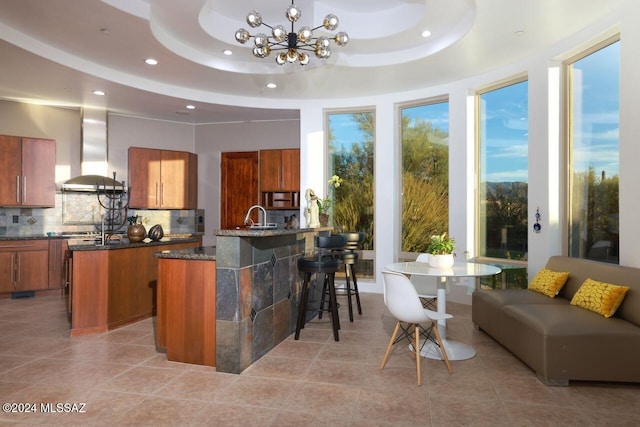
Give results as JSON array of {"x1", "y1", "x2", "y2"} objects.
[{"x1": 0, "y1": 293, "x2": 639, "y2": 426}]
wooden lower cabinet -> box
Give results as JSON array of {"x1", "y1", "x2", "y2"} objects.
[
  {"x1": 69, "y1": 240, "x2": 200, "y2": 336},
  {"x1": 157, "y1": 258, "x2": 216, "y2": 367},
  {"x1": 48, "y1": 239, "x2": 68, "y2": 291},
  {"x1": 0, "y1": 240, "x2": 49, "y2": 293}
]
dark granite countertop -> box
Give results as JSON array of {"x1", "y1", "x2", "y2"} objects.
[
  {"x1": 67, "y1": 236, "x2": 202, "y2": 251},
  {"x1": 0, "y1": 235, "x2": 65, "y2": 241},
  {"x1": 154, "y1": 245, "x2": 216, "y2": 261},
  {"x1": 214, "y1": 227, "x2": 331, "y2": 237},
  {"x1": 0, "y1": 233, "x2": 202, "y2": 242}
]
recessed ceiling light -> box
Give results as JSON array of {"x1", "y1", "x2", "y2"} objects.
[
  {"x1": 223, "y1": 49, "x2": 233, "y2": 56},
  {"x1": 145, "y1": 58, "x2": 158, "y2": 65},
  {"x1": 266, "y1": 83, "x2": 277, "y2": 89},
  {"x1": 186, "y1": 104, "x2": 196, "y2": 110},
  {"x1": 93, "y1": 90, "x2": 106, "y2": 96},
  {"x1": 421, "y1": 30, "x2": 432, "y2": 38}
]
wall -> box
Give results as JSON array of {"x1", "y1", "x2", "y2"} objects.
[
  {"x1": 296, "y1": 0, "x2": 640, "y2": 299},
  {"x1": 194, "y1": 119, "x2": 300, "y2": 246},
  {"x1": 0, "y1": 107, "x2": 200, "y2": 236},
  {"x1": 107, "y1": 113, "x2": 196, "y2": 183},
  {"x1": 2, "y1": 1, "x2": 639, "y2": 298},
  {"x1": 0, "y1": 100, "x2": 81, "y2": 182}
]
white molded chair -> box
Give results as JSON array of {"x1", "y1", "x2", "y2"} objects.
[
  {"x1": 411, "y1": 253, "x2": 439, "y2": 309},
  {"x1": 380, "y1": 270, "x2": 453, "y2": 385}
]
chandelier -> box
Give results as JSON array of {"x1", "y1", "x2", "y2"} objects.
[{"x1": 234, "y1": 1, "x2": 349, "y2": 66}]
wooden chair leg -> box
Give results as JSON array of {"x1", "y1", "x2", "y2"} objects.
[
  {"x1": 432, "y1": 321, "x2": 453, "y2": 374},
  {"x1": 415, "y1": 324, "x2": 421, "y2": 386},
  {"x1": 380, "y1": 321, "x2": 401, "y2": 369}
]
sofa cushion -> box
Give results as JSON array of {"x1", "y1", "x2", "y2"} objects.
[
  {"x1": 545, "y1": 256, "x2": 640, "y2": 327},
  {"x1": 499, "y1": 303, "x2": 640, "y2": 383},
  {"x1": 472, "y1": 289, "x2": 567, "y2": 340},
  {"x1": 570, "y1": 278, "x2": 630, "y2": 318},
  {"x1": 528, "y1": 268, "x2": 569, "y2": 297}
]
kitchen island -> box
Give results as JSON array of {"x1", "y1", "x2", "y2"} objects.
[
  {"x1": 155, "y1": 246, "x2": 217, "y2": 367},
  {"x1": 155, "y1": 227, "x2": 329, "y2": 373},
  {"x1": 67, "y1": 236, "x2": 201, "y2": 336}
]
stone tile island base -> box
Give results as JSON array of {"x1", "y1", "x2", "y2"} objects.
[{"x1": 214, "y1": 227, "x2": 331, "y2": 374}]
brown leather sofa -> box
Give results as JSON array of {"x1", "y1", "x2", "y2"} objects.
[{"x1": 472, "y1": 256, "x2": 640, "y2": 386}]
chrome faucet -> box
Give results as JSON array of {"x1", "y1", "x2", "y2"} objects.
[{"x1": 244, "y1": 205, "x2": 267, "y2": 227}]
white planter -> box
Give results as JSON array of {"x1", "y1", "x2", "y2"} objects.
[{"x1": 428, "y1": 254, "x2": 454, "y2": 268}]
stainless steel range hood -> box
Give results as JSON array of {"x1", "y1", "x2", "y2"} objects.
[
  {"x1": 61, "y1": 108, "x2": 124, "y2": 192},
  {"x1": 61, "y1": 174, "x2": 125, "y2": 192}
]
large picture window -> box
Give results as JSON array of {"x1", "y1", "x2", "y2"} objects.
[
  {"x1": 400, "y1": 100, "x2": 449, "y2": 255},
  {"x1": 327, "y1": 111, "x2": 375, "y2": 278},
  {"x1": 567, "y1": 39, "x2": 620, "y2": 263},
  {"x1": 477, "y1": 79, "x2": 529, "y2": 262}
]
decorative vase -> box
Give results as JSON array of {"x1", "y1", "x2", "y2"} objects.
[
  {"x1": 319, "y1": 213, "x2": 330, "y2": 227},
  {"x1": 428, "y1": 253, "x2": 454, "y2": 269},
  {"x1": 127, "y1": 223, "x2": 146, "y2": 242},
  {"x1": 148, "y1": 224, "x2": 164, "y2": 241}
]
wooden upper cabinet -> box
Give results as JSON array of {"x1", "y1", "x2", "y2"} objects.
[
  {"x1": 259, "y1": 149, "x2": 300, "y2": 192},
  {"x1": 128, "y1": 147, "x2": 197, "y2": 209},
  {"x1": 0, "y1": 135, "x2": 56, "y2": 207}
]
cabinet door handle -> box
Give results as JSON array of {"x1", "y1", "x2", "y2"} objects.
[
  {"x1": 16, "y1": 253, "x2": 21, "y2": 285},
  {"x1": 161, "y1": 182, "x2": 164, "y2": 206},
  {"x1": 10, "y1": 253, "x2": 15, "y2": 284},
  {"x1": 16, "y1": 176, "x2": 20, "y2": 203},
  {"x1": 22, "y1": 176, "x2": 27, "y2": 203},
  {"x1": 155, "y1": 182, "x2": 159, "y2": 206}
]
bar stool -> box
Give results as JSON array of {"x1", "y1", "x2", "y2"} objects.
[
  {"x1": 295, "y1": 234, "x2": 346, "y2": 341},
  {"x1": 326, "y1": 232, "x2": 365, "y2": 322}
]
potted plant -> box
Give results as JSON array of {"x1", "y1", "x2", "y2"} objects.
[
  {"x1": 317, "y1": 175, "x2": 343, "y2": 226},
  {"x1": 425, "y1": 232, "x2": 455, "y2": 268}
]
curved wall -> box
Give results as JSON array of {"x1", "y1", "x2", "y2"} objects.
[{"x1": 283, "y1": 0, "x2": 640, "y2": 293}]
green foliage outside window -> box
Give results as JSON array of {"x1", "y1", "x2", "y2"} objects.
[
  {"x1": 328, "y1": 112, "x2": 375, "y2": 250},
  {"x1": 401, "y1": 109, "x2": 450, "y2": 253}
]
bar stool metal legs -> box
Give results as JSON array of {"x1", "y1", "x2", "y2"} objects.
[
  {"x1": 295, "y1": 234, "x2": 346, "y2": 342},
  {"x1": 295, "y1": 270, "x2": 340, "y2": 341}
]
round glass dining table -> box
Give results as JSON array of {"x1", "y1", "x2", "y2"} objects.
[{"x1": 385, "y1": 261, "x2": 501, "y2": 361}]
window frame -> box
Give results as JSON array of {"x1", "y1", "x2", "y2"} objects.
[
  {"x1": 325, "y1": 107, "x2": 376, "y2": 276},
  {"x1": 474, "y1": 74, "x2": 529, "y2": 267},
  {"x1": 397, "y1": 96, "x2": 450, "y2": 261},
  {"x1": 563, "y1": 34, "x2": 621, "y2": 263}
]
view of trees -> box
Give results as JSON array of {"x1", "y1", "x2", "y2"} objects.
[
  {"x1": 328, "y1": 112, "x2": 375, "y2": 250},
  {"x1": 401, "y1": 114, "x2": 449, "y2": 253},
  {"x1": 327, "y1": 110, "x2": 451, "y2": 255},
  {"x1": 481, "y1": 182, "x2": 528, "y2": 259},
  {"x1": 570, "y1": 167, "x2": 619, "y2": 262}
]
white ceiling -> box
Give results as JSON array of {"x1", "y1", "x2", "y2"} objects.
[{"x1": 0, "y1": 0, "x2": 624, "y2": 124}]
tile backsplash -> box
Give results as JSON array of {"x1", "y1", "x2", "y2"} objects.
[{"x1": 0, "y1": 192, "x2": 199, "y2": 237}]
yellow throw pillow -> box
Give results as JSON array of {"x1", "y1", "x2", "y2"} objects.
[
  {"x1": 528, "y1": 268, "x2": 569, "y2": 297},
  {"x1": 570, "y1": 278, "x2": 629, "y2": 318}
]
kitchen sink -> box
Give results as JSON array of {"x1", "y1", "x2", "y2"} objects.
[{"x1": 248, "y1": 223, "x2": 278, "y2": 230}]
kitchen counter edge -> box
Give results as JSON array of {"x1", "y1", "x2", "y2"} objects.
[
  {"x1": 68, "y1": 236, "x2": 202, "y2": 251},
  {"x1": 154, "y1": 245, "x2": 216, "y2": 261},
  {"x1": 214, "y1": 227, "x2": 332, "y2": 237}
]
